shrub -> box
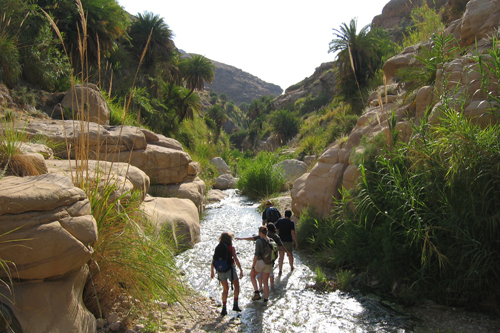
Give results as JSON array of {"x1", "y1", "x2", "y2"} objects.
[{"x1": 236, "y1": 152, "x2": 285, "y2": 199}]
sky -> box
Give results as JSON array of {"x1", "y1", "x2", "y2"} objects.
[{"x1": 117, "y1": 0, "x2": 391, "y2": 92}]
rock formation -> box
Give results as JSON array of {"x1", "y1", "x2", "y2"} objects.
[
  {"x1": 292, "y1": 0, "x2": 500, "y2": 218},
  {"x1": 205, "y1": 59, "x2": 283, "y2": 105},
  {"x1": 0, "y1": 174, "x2": 98, "y2": 332}
]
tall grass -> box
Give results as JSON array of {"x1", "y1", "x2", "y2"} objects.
[
  {"x1": 42, "y1": 0, "x2": 187, "y2": 325},
  {"x1": 236, "y1": 151, "x2": 285, "y2": 199}
]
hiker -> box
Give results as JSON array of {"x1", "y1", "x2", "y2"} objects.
[
  {"x1": 235, "y1": 223, "x2": 285, "y2": 290},
  {"x1": 262, "y1": 200, "x2": 281, "y2": 225},
  {"x1": 274, "y1": 210, "x2": 298, "y2": 274},
  {"x1": 211, "y1": 232, "x2": 244, "y2": 316},
  {"x1": 250, "y1": 226, "x2": 276, "y2": 303}
]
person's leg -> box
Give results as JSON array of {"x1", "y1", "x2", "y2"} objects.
[
  {"x1": 250, "y1": 268, "x2": 259, "y2": 291},
  {"x1": 270, "y1": 270, "x2": 274, "y2": 289},
  {"x1": 257, "y1": 272, "x2": 263, "y2": 292},
  {"x1": 262, "y1": 272, "x2": 270, "y2": 301},
  {"x1": 220, "y1": 280, "x2": 229, "y2": 315},
  {"x1": 278, "y1": 250, "x2": 285, "y2": 273},
  {"x1": 288, "y1": 251, "x2": 294, "y2": 270},
  {"x1": 232, "y1": 277, "x2": 242, "y2": 311}
]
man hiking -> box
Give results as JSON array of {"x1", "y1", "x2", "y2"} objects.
[
  {"x1": 236, "y1": 223, "x2": 286, "y2": 290},
  {"x1": 249, "y1": 226, "x2": 275, "y2": 303},
  {"x1": 262, "y1": 200, "x2": 281, "y2": 226},
  {"x1": 275, "y1": 210, "x2": 298, "y2": 275},
  {"x1": 211, "y1": 232, "x2": 244, "y2": 316}
]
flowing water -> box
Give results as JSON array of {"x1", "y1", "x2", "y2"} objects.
[{"x1": 176, "y1": 190, "x2": 414, "y2": 332}]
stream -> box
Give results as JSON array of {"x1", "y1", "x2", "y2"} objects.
[{"x1": 176, "y1": 190, "x2": 415, "y2": 332}]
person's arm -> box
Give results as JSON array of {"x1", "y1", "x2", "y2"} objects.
[
  {"x1": 235, "y1": 236, "x2": 255, "y2": 241},
  {"x1": 232, "y1": 247, "x2": 244, "y2": 278},
  {"x1": 292, "y1": 230, "x2": 298, "y2": 249},
  {"x1": 210, "y1": 260, "x2": 215, "y2": 279}
]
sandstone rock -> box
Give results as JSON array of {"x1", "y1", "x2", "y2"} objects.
[
  {"x1": 210, "y1": 157, "x2": 232, "y2": 175},
  {"x1": 46, "y1": 159, "x2": 150, "y2": 201},
  {"x1": 140, "y1": 196, "x2": 200, "y2": 248},
  {"x1": 105, "y1": 144, "x2": 191, "y2": 185},
  {"x1": 213, "y1": 173, "x2": 238, "y2": 190},
  {"x1": 60, "y1": 83, "x2": 110, "y2": 125},
  {"x1": 0, "y1": 174, "x2": 96, "y2": 280},
  {"x1": 206, "y1": 189, "x2": 228, "y2": 203},
  {"x1": 303, "y1": 155, "x2": 317, "y2": 167},
  {"x1": 150, "y1": 177, "x2": 206, "y2": 212},
  {"x1": 149, "y1": 133, "x2": 184, "y2": 151},
  {"x1": 460, "y1": 0, "x2": 500, "y2": 48},
  {"x1": 291, "y1": 146, "x2": 349, "y2": 218},
  {"x1": 274, "y1": 159, "x2": 307, "y2": 183},
  {"x1": 0, "y1": 265, "x2": 96, "y2": 333},
  {"x1": 19, "y1": 120, "x2": 147, "y2": 158},
  {"x1": 20, "y1": 142, "x2": 53, "y2": 159},
  {"x1": 383, "y1": 45, "x2": 419, "y2": 81}
]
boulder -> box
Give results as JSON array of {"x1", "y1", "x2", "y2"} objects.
[
  {"x1": 206, "y1": 189, "x2": 228, "y2": 203},
  {"x1": 274, "y1": 159, "x2": 307, "y2": 183},
  {"x1": 140, "y1": 196, "x2": 200, "y2": 248},
  {"x1": 19, "y1": 120, "x2": 147, "y2": 158},
  {"x1": 0, "y1": 174, "x2": 97, "y2": 280},
  {"x1": 20, "y1": 142, "x2": 53, "y2": 159},
  {"x1": 149, "y1": 177, "x2": 206, "y2": 212},
  {"x1": 459, "y1": 0, "x2": 500, "y2": 48},
  {"x1": 0, "y1": 265, "x2": 96, "y2": 333},
  {"x1": 46, "y1": 159, "x2": 150, "y2": 201},
  {"x1": 105, "y1": 144, "x2": 191, "y2": 185},
  {"x1": 383, "y1": 45, "x2": 419, "y2": 81},
  {"x1": 210, "y1": 157, "x2": 232, "y2": 175},
  {"x1": 213, "y1": 173, "x2": 238, "y2": 190},
  {"x1": 60, "y1": 83, "x2": 110, "y2": 125}
]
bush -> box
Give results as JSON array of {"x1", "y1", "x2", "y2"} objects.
[{"x1": 236, "y1": 152, "x2": 285, "y2": 199}]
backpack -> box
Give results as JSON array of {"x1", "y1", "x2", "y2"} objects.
[
  {"x1": 265, "y1": 207, "x2": 281, "y2": 223},
  {"x1": 262, "y1": 238, "x2": 278, "y2": 265},
  {"x1": 213, "y1": 243, "x2": 231, "y2": 272}
]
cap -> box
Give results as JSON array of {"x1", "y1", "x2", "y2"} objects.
[{"x1": 265, "y1": 200, "x2": 272, "y2": 205}]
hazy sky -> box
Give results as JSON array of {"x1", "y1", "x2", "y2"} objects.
[{"x1": 118, "y1": 0, "x2": 390, "y2": 92}]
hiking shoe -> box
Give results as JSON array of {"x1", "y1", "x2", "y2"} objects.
[
  {"x1": 221, "y1": 306, "x2": 227, "y2": 316},
  {"x1": 252, "y1": 291, "x2": 261, "y2": 301},
  {"x1": 278, "y1": 271, "x2": 282, "y2": 275},
  {"x1": 233, "y1": 304, "x2": 242, "y2": 312}
]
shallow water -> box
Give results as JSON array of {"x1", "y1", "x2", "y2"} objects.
[{"x1": 176, "y1": 190, "x2": 413, "y2": 332}]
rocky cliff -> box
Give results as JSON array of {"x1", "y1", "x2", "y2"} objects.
[{"x1": 205, "y1": 59, "x2": 283, "y2": 105}]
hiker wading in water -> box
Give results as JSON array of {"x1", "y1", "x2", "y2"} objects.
[
  {"x1": 211, "y1": 232, "x2": 243, "y2": 316},
  {"x1": 250, "y1": 226, "x2": 273, "y2": 303}
]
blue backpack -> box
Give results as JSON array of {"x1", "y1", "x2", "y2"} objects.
[
  {"x1": 265, "y1": 207, "x2": 281, "y2": 223},
  {"x1": 213, "y1": 243, "x2": 231, "y2": 272}
]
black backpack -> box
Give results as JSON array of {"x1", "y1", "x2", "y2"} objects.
[
  {"x1": 265, "y1": 207, "x2": 281, "y2": 223},
  {"x1": 213, "y1": 242, "x2": 231, "y2": 272}
]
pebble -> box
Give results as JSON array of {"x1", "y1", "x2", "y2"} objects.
[
  {"x1": 107, "y1": 313, "x2": 120, "y2": 324},
  {"x1": 109, "y1": 322, "x2": 121, "y2": 331},
  {"x1": 96, "y1": 318, "x2": 106, "y2": 329}
]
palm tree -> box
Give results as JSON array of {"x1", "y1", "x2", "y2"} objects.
[
  {"x1": 206, "y1": 104, "x2": 227, "y2": 143},
  {"x1": 328, "y1": 18, "x2": 395, "y2": 100},
  {"x1": 128, "y1": 11, "x2": 175, "y2": 70},
  {"x1": 178, "y1": 54, "x2": 214, "y2": 121},
  {"x1": 180, "y1": 54, "x2": 215, "y2": 98}
]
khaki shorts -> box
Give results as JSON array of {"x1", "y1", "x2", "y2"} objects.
[
  {"x1": 217, "y1": 266, "x2": 238, "y2": 282},
  {"x1": 255, "y1": 259, "x2": 272, "y2": 274},
  {"x1": 282, "y1": 242, "x2": 293, "y2": 253}
]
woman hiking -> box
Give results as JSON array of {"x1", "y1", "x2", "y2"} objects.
[{"x1": 211, "y1": 232, "x2": 243, "y2": 316}]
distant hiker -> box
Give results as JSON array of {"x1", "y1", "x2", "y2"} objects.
[
  {"x1": 275, "y1": 210, "x2": 298, "y2": 274},
  {"x1": 236, "y1": 223, "x2": 284, "y2": 289},
  {"x1": 262, "y1": 200, "x2": 281, "y2": 225},
  {"x1": 250, "y1": 226, "x2": 277, "y2": 303},
  {"x1": 211, "y1": 232, "x2": 244, "y2": 316}
]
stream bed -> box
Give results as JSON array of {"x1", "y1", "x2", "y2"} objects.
[{"x1": 176, "y1": 190, "x2": 415, "y2": 332}]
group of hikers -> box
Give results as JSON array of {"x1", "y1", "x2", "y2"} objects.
[{"x1": 210, "y1": 200, "x2": 298, "y2": 316}]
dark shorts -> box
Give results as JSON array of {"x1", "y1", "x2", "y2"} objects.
[
  {"x1": 217, "y1": 266, "x2": 238, "y2": 282},
  {"x1": 282, "y1": 242, "x2": 293, "y2": 253}
]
